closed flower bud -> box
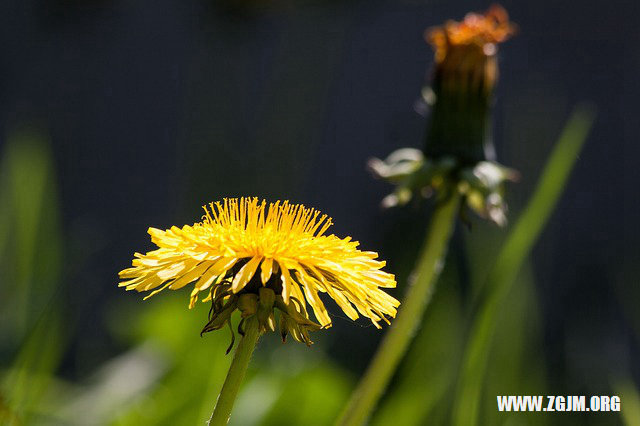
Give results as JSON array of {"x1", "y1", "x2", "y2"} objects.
[{"x1": 369, "y1": 5, "x2": 518, "y2": 225}]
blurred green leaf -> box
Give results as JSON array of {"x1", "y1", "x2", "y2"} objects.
[
  {"x1": 107, "y1": 295, "x2": 234, "y2": 426},
  {"x1": 616, "y1": 379, "x2": 640, "y2": 426},
  {"x1": 480, "y1": 264, "x2": 548, "y2": 426},
  {"x1": 371, "y1": 264, "x2": 464, "y2": 426},
  {"x1": 43, "y1": 342, "x2": 167, "y2": 426},
  {"x1": 1, "y1": 308, "x2": 64, "y2": 425},
  {"x1": 257, "y1": 361, "x2": 351, "y2": 426},
  {"x1": 0, "y1": 127, "x2": 63, "y2": 345},
  {"x1": 105, "y1": 294, "x2": 351, "y2": 426},
  {"x1": 451, "y1": 105, "x2": 596, "y2": 426},
  {"x1": 0, "y1": 127, "x2": 65, "y2": 425}
]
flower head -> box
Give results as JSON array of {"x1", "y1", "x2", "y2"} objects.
[
  {"x1": 422, "y1": 4, "x2": 515, "y2": 164},
  {"x1": 119, "y1": 198, "x2": 399, "y2": 345},
  {"x1": 369, "y1": 6, "x2": 518, "y2": 226}
]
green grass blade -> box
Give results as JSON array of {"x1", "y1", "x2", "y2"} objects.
[
  {"x1": 0, "y1": 128, "x2": 62, "y2": 342},
  {"x1": 1, "y1": 308, "x2": 64, "y2": 425},
  {"x1": 371, "y1": 264, "x2": 464, "y2": 426},
  {"x1": 451, "y1": 105, "x2": 596, "y2": 426},
  {"x1": 0, "y1": 127, "x2": 65, "y2": 424}
]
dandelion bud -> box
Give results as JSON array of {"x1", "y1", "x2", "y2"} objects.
[
  {"x1": 369, "y1": 6, "x2": 518, "y2": 225},
  {"x1": 425, "y1": 5, "x2": 515, "y2": 164}
]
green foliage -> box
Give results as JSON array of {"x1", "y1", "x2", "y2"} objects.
[
  {"x1": 0, "y1": 128, "x2": 63, "y2": 345},
  {"x1": 617, "y1": 380, "x2": 640, "y2": 426},
  {"x1": 107, "y1": 295, "x2": 234, "y2": 426},
  {"x1": 371, "y1": 105, "x2": 596, "y2": 426},
  {"x1": 256, "y1": 361, "x2": 351, "y2": 426},
  {"x1": 452, "y1": 105, "x2": 596, "y2": 426},
  {"x1": 0, "y1": 128, "x2": 65, "y2": 425},
  {"x1": 98, "y1": 294, "x2": 349, "y2": 426},
  {"x1": 479, "y1": 264, "x2": 549, "y2": 426},
  {"x1": 3, "y1": 103, "x2": 633, "y2": 426},
  {"x1": 372, "y1": 264, "x2": 465, "y2": 426}
]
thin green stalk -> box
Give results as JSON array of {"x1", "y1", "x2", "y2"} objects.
[
  {"x1": 208, "y1": 316, "x2": 260, "y2": 426},
  {"x1": 337, "y1": 192, "x2": 460, "y2": 426}
]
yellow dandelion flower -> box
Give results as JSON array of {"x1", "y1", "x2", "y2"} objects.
[{"x1": 119, "y1": 197, "x2": 399, "y2": 345}]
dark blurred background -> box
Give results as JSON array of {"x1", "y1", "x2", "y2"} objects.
[{"x1": 1, "y1": 0, "x2": 638, "y2": 425}]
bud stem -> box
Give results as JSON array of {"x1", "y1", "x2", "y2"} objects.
[
  {"x1": 208, "y1": 316, "x2": 260, "y2": 426},
  {"x1": 336, "y1": 192, "x2": 460, "y2": 426}
]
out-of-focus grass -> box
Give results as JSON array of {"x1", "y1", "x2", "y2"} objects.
[
  {"x1": 372, "y1": 230, "x2": 547, "y2": 426},
  {"x1": 254, "y1": 359, "x2": 351, "y2": 426},
  {"x1": 104, "y1": 296, "x2": 350, "y2": 426},
  {"x1": 0, "y1": 128, "x2": 65, "y2": 425},
  {"x1": 617, "y1": 380, "x2": 640, "y2": 426},
  {"x1": 372, "y1": 105, "x2": 596, "y2": 426},
  {"x1": 42, "y1": 289, "x2": 350, "y2": 426},
  {"x1": 1, "y1": 309, "x2": 64, "y2": 425},
  {"x1": 452, "y1": 105, "x2": 596, "y2": 426},
  {"x1": 0, "y1": 128, "x2": 63, "y2": 344},
  {"x1": 371, "y1": 262, "x2": 465, "y2": 426},
  {"x1": 479, "y1": 263, "x2": 548, "y2": 426}
]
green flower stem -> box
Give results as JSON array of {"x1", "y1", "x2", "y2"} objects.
[
  {"x1": 337, "y1": 192, "x2": 461, "y2": 426},
  {"x1": 209, "y1": 316, "x2": 260, "y2": 426}
]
